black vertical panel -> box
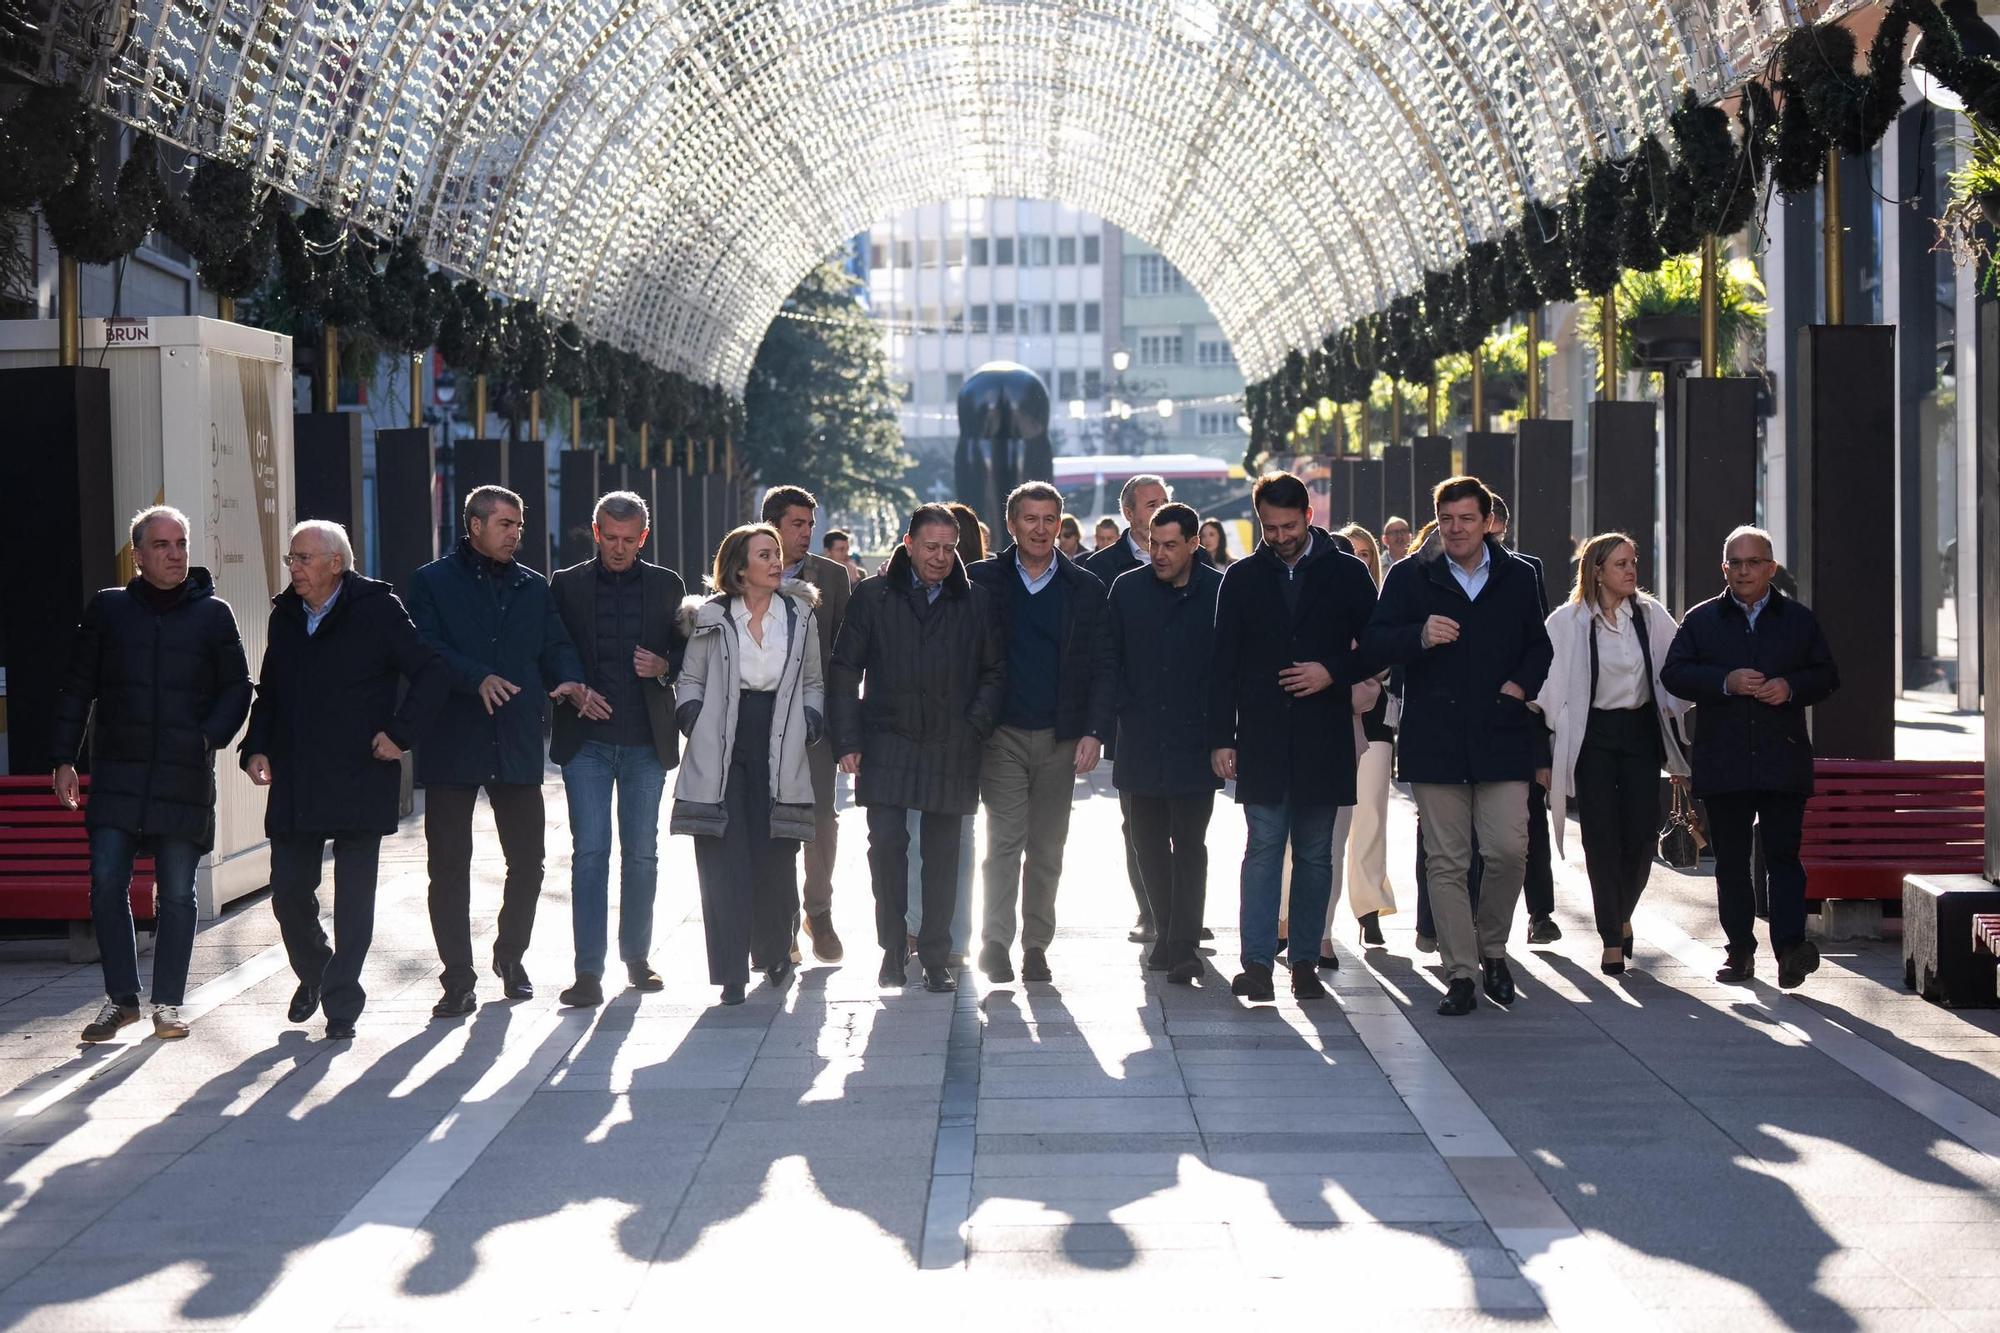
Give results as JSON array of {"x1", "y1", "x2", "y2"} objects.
[
  {"x1": 681, "y1": 467, "x2": 707, "y2": 586},
  {"x1": 1327, "y1": 459, "x2": 1352, "y2": 527},
  {"x1": 1797, "y1": 324, "x2": 1896, "y2": 760},
  {"x1": 1463, "y1": 432, "x2": 1516, "y2": 514},
  {"x1": 557, "y1": 450, "x2": 600, "y2": 569},
  {"x1": 1380, "y1": 442, "x2": 1413, "y2": 524},
  {"x1": 294, "y1": 412, "x2": 366, "y2": 570},
  {"x1": 507, "y1": 436, "x2": 549, "y2": 573},
  {"x1": 1411, "y1": 436, "x2": 1453, "y2": 516},
  {"x1": 375, "y1": 427, "x2": 435, "y2": 594},
  {"x1": 1349, "y1": 458, "x2": 1384, "y2": 536},
  {"x1": 647, "y1": 468, "x2": 674, "y2": 570},
  {"x1": 1674, "y1": 377, "x2": 1759, "y2": 618},
  {"x1": 1515, "y1": 419, "x2": 1573, "y2": 608},
  {"x1": 0, "y1": 368, "x2": 114, "y2": 775},
  {"x1": 1589, "y1": 400, "x2": 1658, "y2": 589},
  {"x1": 704, "y1": 476, "x2": 730, "y2": 570}
]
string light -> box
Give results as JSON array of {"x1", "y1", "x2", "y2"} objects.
[{"x1": 23, "y1": 1, "x2": 1823, "y2": 391}]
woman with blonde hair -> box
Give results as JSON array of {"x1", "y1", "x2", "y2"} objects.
[
  {"x1": 671, "y1": 523, "x2": 824, "y2": 1005},
  {"x1": 1532, "y1": 532, "x2": 1689, "y2": 974}
]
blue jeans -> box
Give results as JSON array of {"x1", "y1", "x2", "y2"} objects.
[
  {"x1": 561, "y1": 742, "x2": 667, "y2": 977},
  {"x1": 89, "y1": 827, "x2": 200, "y2": 1006},
  {"x1": 906, "y1": 811, "x2": 974, "y2": 956},
  {"x1": 1240, "y1": 801, "x2": 1337, "y2": 971}
]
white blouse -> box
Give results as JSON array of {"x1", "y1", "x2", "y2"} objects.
[
  {"x1": 1591, "y1": 599, "x2": 1652, "y2": 710},
  {"x1": 730, "y1": 598, "x2": 788, "y2": 691}
]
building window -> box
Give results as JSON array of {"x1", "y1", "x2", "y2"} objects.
[
  {"x1": 1026, "y1": 236, "x2": 1050, "y2": 266},
  {"x1": 1198, "y1": 339, "x2": 1236, "y2": 366},
  {"x1": 1082, "y1": 302, "x2": 1101, "y2": 333},
  {"x1": 920, "y1": 239, "x2": 939, "y2": 267},
  {"x1": 995, "y1": 237, "x2": 1015, "y2": 265},
  {"x1": 1197, "y1": 411, "x2": 1235, "y2": 436},
  {"x1": 1057, "y1": 236, "x2": 1076, "y2": 265},
  {"x1": 1083, "y1": 369, "x2": 1103, "y2": 399},
  {"x1": 945, "y1": 237, "x2": 964, "y2": 265},
  {"x1": 1058, "y1": 369, "x2": 1078, "y2": 400},
  {"x1": 1057, "y1": 302, "x2": 1076, "y2": 333},
  {"x1": 870, "y1": 243, "x2": 886, "y2": 269},
  {"x1": 896, "y1": 240, "x2": 913, "y2": 269},
  {"x1": 969, "y1": 237, "x2": 988, "y2": 266},
  {"x1": 946, "y1": 304, "x2": 964, "y2": 332},
  {"x1": 1082, "y1": 235, "x2": 1101, "y2": 265},
  {"x1": 1032, "y1": 304, "x2": 1053, "y2": 334},
  {"x1": 1139, "y1": 334, "x2": 1184, "y2": 365},
  {"x1": 996, "y1": 304, "x2": 1016, "y2": 333},
  {"x1": 970, "y1": 304, "x2": 989, "y2": 333},
  {"x1": 946, "y1": 372, "x2": 965, "y2": 400},
  {"x1": 1136, "y1": 255, "x2": 1187, "y2": 295}
]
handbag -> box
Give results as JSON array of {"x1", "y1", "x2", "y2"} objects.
[{"x1": 1658, "y1": 784, "x2": 1706, "y2": 869}]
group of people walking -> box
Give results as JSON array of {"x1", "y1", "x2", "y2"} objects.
[{"x1": 49, "y1": 465, "x2": 1839, "y2": 1042}]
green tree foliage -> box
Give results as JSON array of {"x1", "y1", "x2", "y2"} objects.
[{"x1": 741, "y1": 263, "x2": 912, "y2": 510}]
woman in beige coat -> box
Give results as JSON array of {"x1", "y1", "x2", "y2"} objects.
[{"x1": 672, "y1": 524, "x2": 824, "y2": 1005}]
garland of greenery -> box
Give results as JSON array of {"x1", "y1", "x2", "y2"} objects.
[
  {"x1": 41, "y1": 128, "x2": 163, "y2": 266},
  {"x1": 0, "y1": 84, "x2": 91, "y2": 212},
  {"x1": 157, "y1": 155, "x2": 257, "y2": 277}
]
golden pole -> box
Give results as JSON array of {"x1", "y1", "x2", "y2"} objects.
[
  {"x1": 472, "y1": 374, "x2": 488, "y2": 436},
  {"x1": 57, "y1": 256, "x2": 80, "y2": 367},
  {"x1": 607, "y1": 417, "x2": 618, "y2": 462},
  {"x1": 531, "y1": 390, "x2": 542, "y2": 441},
  {"x1": 571, "y1": 397, "x2": 582, "y2": 452},
  {"x1": 321, "y1": 325, "x2": 339, "y2": 413},
  {"x1": 1700, "y1": 235, "x2": 1720, "y2": 375},
  {"x1": 1389, "y1": 387, "x2": 1402, "y2": 446},
  {"x1": 1600, "y1": 286, "x2": 1620, "y2": 402},
  {"x1": 1525, "y1": 308, "x2": 1543, "y2": 418},
  {"x1": 1823, "y1": 147, "x2": 1845, "y2": 326},
  {"x1": 684, "y1": 436, "x2": 694, "y2": 476},
  {"x1": 638, "y1": 422, "x2": 649, "y2": 469},
  {"x1": 409, "y1": 352, "x2": 423, "y2": 428},
  {"x1": 1470, "y1": 354, "x2": 1486, "y2": 433},
  {"x1": 725, "y1": 435, "x2": 734, "y2": 479},
  {"x1": 706, "y1": 436, "x2": 715, "y2": 474},
  {"x1": 218, "y1": 295, "x2": 235, "y2": 324},
  {"x1": 1425, "y1": 376, "x2": 1439, "y2": 436}
]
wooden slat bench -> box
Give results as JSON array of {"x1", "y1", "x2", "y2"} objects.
[
  {"x1": 0, "y1": 775, "x2": 156, "y2": 960},
  {"x1": 1802, "y1": 759, "x2": 1985, "y2": 900}
]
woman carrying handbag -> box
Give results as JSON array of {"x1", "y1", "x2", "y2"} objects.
[{"x1": 1532, "y1": 533, "x2": 1690, "y2": 974}]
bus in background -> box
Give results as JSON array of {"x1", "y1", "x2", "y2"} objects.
[{"x1": 1051, "y1": 454, "x2": 1254, "y2": 559}]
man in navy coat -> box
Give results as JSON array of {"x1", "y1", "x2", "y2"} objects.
[{"x1": 406, "y1": 486, "x2": 604, "y2": 1016}]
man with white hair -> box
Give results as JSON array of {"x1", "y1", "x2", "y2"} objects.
[
  {"x1": 242, "y1": 520, "x2": 449, "y2": 1039},
  {"x1": 1663, "y1": 525, "x2": 1840, "y2": 990},
  {"x1": 53, "y1": 505, "x2": 251, "y2": 1042}
]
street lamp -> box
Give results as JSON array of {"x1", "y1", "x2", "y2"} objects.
[
  {"x1": 1156, "y1": 397, "x2": 1174, "y2": 418},
  {"x1": 1112, "y1": 349, "x2": 1131, "y2": 373}
]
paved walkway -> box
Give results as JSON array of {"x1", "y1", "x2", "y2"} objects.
[{"x1": 0, "y1": 732, "x2": 1997, "y2": 1328}]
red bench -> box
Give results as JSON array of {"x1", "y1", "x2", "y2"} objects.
[
  {"x1": 1802, "y1": 759, "x2": 1985, "y2": 900},
  {"x1": 0, "y1": 775, "x2": 155, "y2": 958}
]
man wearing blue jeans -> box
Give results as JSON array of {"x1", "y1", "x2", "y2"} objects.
[
  {"x1": 1209, "y1": 473, "x2": 1377, "y2": 1002},
  {"x1": 550, "y1": 491, "x2": 688, "y2": 1007},
  {"x1": 53, "y1": 505, "x2": 251, "y2": 1043}
]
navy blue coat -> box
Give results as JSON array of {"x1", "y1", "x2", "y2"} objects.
[
  {"x1": 404, "y1": 540, "x2": 587, "y2": 787},
  {"x1": 1660, "y1": 590, "x2": 1839, "y2": 798},
  {"x1": 1208, "y1": 529, "x2": 1378, "y2": 807},
  {"x1": 968, "y1": 546, "x2": 1116, "y2": 743},
  {"x1": 1362, "y1": 535, "x2": 1554, "y2": 785},
  {"x1": 1107, "y1": 562, "x2": 1224, "y2": 797},
  {"x1": 50, "y1": 570, "x2": 251, "y2": 849},
  {"x1": 242, "y1": 573, "x2": 449, "y2": 837}
]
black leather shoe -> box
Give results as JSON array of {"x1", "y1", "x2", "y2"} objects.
[
  {"x1": 626, "y1": 961, "x2": 664, "y2": 992},
  {"x1": 878, "y1": 950, "x2": 907, "y2": 988},
  {"x1": 1437, "y1": 978, "x2": 1477, "y2": 1016},
  {"x1": 978, "y1": 941, "x2": 1014, "y2": 983},
  {"x1": 1359, "y1": 912, "x2": 1385, "y2": 946},
  {"x1": 1600, "y1": 948, "x2": 1626, "y2": 976},
  {"x1": 324, "y1": 1020, "x2": 356, "y2": 1040},
  {"x1": 1778, "y1": 940, "x2": 1820, "y2": 990},
  {"x1": 923, "y1": 965, "x2": 957, "y2": 993},
  {"x1": 1526, "y1": 916, "x2": 1562, "y2": 945},
  {"x1": 493, "y1": 957, "x2": 534, "y2": 1001},
  {"x1": 1230, "y1": 962, "x2": 1275, "y2": 1002},
  {"x1": 1145, "y1": 950, "x2": 1170, "y2": 972},
  {"x1": 431, "y1": 988, "x2": 476, "y2": 1019},
  {"x1": 719, "y1": 982, "x2": 745, "y2": 1006},
  {"x1": 1198, "y1": 927, "x2": 1215, "y2": 941},
  {"x1": 765, "y1": 960, "x2": 796, "y2": 989},
  {"x1": 1317, "y1": 952, "x2": 1340, "y2": 971},
  {"x1": 1481, "y1": 957, "x2": 1517, "y2": 1006},
  {"x1": 1291, "y1": 961, "x2": 1327, "y2": 1000},
  {"x1": 1167, "y1": 959, "x2": 1202, "y2": 985},
  {"x1": 560, "y1": 974, "x2": 603, "y2": 1008},
  {"x1": 287, "y1": 984, "x2": 321, "y2": 1024},
  {"x1": 1715, "y1": 949, "x2": 1755, "y2": 984},
  {"x1": 1021, "y1": 947, "x2": 1052, "y2": 982}
]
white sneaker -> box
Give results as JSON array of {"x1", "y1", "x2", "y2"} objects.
[{"x1": 151, "y1": 1005, "x2": 190, "y2": 1040}]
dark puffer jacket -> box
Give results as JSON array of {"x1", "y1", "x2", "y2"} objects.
[
  {"x1": 829, "y1": 545, "x2": 1006, "y2": 815},
  {"x1": 50, "y1": 570, "x2": 252, "y2": 849},
  {"x1": 241, "y1": 572, "x2": 450, "y2": 837},
  {"x1": 966, "y1": 545, "x2": 1115, "y2": 743}
]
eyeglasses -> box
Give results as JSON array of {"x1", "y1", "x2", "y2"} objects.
[
  {"x1": 282, "y1": 553, "x2": 322, "y2": 566},
  {"x1": 1724, "y1": 557, "x2": 1771, "y2": 570}
]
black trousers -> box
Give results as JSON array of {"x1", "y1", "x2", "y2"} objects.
[
  {"x1": 425, "y1": 782, "x2": 545, "y2": 992},
  {"x1": 1573, "y1": 707, "x2": 1662, "y2": 948},
  {"x1": 1129, "y1": 792, "x2": 1214, "y2": 968},
  {"x1": 270, "y1": 834, "x2": 381, "y2": 1025},
  {"x1": 1523, "y1": 780, "x2": 1554, "y2": 918},
  {"x1": 1704, "y1": 790, "x2": 1808, "y2": 957},
  {"x1": 867, "y1": 805, "x2": 961, "y2": 969},
  {"x1": 1118, "y1": 789, "x2": 1153, "y2": 928},
  {"x1": 692, "y1": 691, "x2": 800, "y2": 986}
]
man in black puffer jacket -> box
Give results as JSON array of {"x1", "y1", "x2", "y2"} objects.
[
  {"x1": 967, "y1": 481, "x2": 1115, "y2": 986},
  {"x1": 242, "y1": 520, "x2": 449, "y2": 1040},
  {"x1": 52, "y1": 506, "x2": 251, "y2": 1044}
]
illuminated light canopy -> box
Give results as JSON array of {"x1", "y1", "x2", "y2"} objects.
[{"x1": 11, "y1": 1, "x2": 1835, "y2": 390}]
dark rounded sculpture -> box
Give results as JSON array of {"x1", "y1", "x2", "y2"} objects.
[{"x1": 954, "y1": 362, "x2": 1053, "y2": 532}]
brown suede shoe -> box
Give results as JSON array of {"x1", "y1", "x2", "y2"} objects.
[{"x1": 804, "y1": 913, "x2": 844, "y2": 963}]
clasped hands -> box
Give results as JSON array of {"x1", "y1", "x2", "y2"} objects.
[{"x1": 1725, "y1": 669, "x2": 1792, "y2": 706}]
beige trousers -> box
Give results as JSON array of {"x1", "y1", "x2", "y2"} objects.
[{"x1": 1410, "y1": 781, "x2": 1530, "y2": 983}]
